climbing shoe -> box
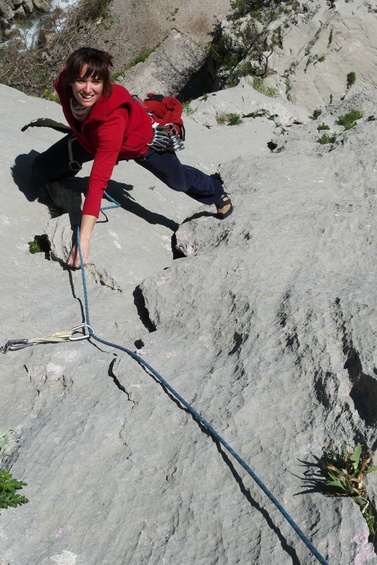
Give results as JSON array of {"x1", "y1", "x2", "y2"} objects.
[{"x1": 215, "y1": 194, "x2": 233, "y2": 219}]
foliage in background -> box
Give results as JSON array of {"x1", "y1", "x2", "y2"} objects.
[
  {"x1": 0, "y1": 0, "x2": 112, "y2": 97},
  {"x1": 212, "y1": 0, "x2": 298, "y2": 89},
  {"x1": 230, "y1": 0, "x2": 288, "y2": 20}
]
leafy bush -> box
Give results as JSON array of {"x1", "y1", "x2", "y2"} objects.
[
  {"x1": 336, "y1": 109, "x2": 363, "y2": 130},
  {"x1": 125, "y1": 48, "x2": 156, "y2": 70},
  {"x1": 0, "y1": 470, "x2": 29, "y2": 511},
  {"x1": 212, "y1": 0, "x2": 297, "y2": 89},
  {"x1": 216, "y1": 112, "x2": 243, "y2": 125},
  {"x1": 346, "y1": 71, "x2": 356, "y2": 90},
  {"x1": 182, "y1": 101, "x2": 195, "y2": 115},
  {"x1": 316, "y1": 443, "x2": 377, "y2": 538},
  {"x1": 317, "y1": 133, "x2": 336, "y2": 144},
  {"x1": 317, "y1": 123, "x2": 330, "y2": 131},
  {"x1": 309, "y1": 109, "x2": 322, "y2": 120},
  {"x1": 230, "y1": 0, "x2": 282, "y2": 19},
  {"x1": 253, "y1": 78, "x2": 277, "y2": 97}
]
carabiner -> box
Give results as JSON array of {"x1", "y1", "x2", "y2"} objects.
[
  {"x1": 0, "y1": 339, "x2": 31, "y2": 353},
  {"x1": 69, "y1": 323, "x2": 94, "y2": 341}
]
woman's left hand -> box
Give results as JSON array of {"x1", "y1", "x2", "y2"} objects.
[
  {"x1": 67, "y1": 241, "x2": 90, "y2": 268},
  {"x1": 67, "y1": 214, "x2": 97, "y2": 268}
]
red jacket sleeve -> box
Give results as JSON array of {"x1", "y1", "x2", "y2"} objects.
[{"x1": 82, "y1": 111, "x2": 127, "y2": 217}]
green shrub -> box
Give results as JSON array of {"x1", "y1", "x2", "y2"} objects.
[
  {"x1": 328, "y1": 28, "x2": 333, "y2": 47},
  {"x1": 0, "y1": 470, "x2": 29, "y2": 511},
  {"x1": 346, "y1": 71, "x2": 356, "y2": 90},
  {"x1": 28, "y1": 239, "x2": 41, "y2": 254},
  {"x1": 42, "y1": 89, "x2": 60, "y2": 103},
  {"x1": 125, "y1": 48, "x2": 156, "y2": 69},
  {"x1": 228, "y1": 113, "x2": 243, "y2": 125},
  {"x1": 216, "y1": 112, "x2": 243, "y2": 125},
  {"x1": 182, "y1": 101, "x2": 195, "y2": 115},
  {"x1": 317, "y1": 123, "x2": 330, "y2": 131},
  {"x1": 309, "y1": 109, "x2": 322, "y2": 120},
  {"x1": 336, "y1": 109, "x2": 363, "y2": 130},
  {"x1": 317, "y1": 133, "x2": 336, "y2": 144},
  {"x1": 230, "y1": 0, "x2": 281, "y2": 19},
  {"x1": 28, "y1": 235, "x2": 51, "y2": 254},
  {"x1": 316, "y1": 443, "x2": 377, "y2": 538},
  {"x1": 252, "y1": 78, "x2": 277, "y2": 97}
]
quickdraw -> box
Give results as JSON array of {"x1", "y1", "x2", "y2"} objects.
[{"x1": 0, "y1": 324, "x2": 93, "y2": 353}]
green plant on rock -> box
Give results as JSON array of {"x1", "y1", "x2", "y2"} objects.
[
  {"x1": 328, "y1": 28, "x2": 333, "y2": 47},
  {"x1": 182, "y1": 101, "x2": 195, "y2": 115},
  {"x1": 317, "y1": 123, "x2": 330, "y2": 131},
  {"x1": 28, "y1": 234, "x2": 51, "y2": 255},
  {"x1": 42, "y1": 89, "x2": 60, "y2": 103},
  {"x1": 0, "y1": 470, "x2": 29, "y2": 512},
  {"x1": 252, "y1": 78, "x2": 277, "y2": 97},
  {"x1": 0, "y1": 430, "x2": 10, "y2": 451},
  {"x1": 336, "y1": 109, "x2": 363, "y2": 130},
  {"x1": 228, "y1": 113, "x2": 243, "y2": 125},
  {"x1": 317, "y1": 133, "x2": 336, "y2": 144},
  {"x1": 212, "y1": 0, "x2": 296, "y2": 90},
  {"x1": 125, "y1": 48, "x2": 156, "y2": 69},
  {"x1": 309, "y1": 109, "x2": 322, "y2": 120},
  {"x1": 316, "y1": 443, "x2": 377, "y2": 538},
  {"x1": 230, "y1": 0, "x2": 282, "y2": 19},
  {"x1": 216, "y1": 112, "x2": 243, "y2": 125},
  {"x1": 28, "y1": 239, "x2": 42, "y2": 254},
  {"x1": 346, "y1": 71, "x2": 356, "y2": 90}
]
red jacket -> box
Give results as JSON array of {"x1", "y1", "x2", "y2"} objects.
[{"x1": 54, "y1": 70, "x2": 154, "y2": 217}]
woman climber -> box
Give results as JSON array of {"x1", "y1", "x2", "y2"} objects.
[{"x1": 32, "y1": 46, "x2": 233, "y2": 268}]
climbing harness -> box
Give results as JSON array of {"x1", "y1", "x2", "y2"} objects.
[
  {"x1": 0, "y1": 324, "x2": 92, "y2": 353},
  {"x1": 67, "y1": 134, "x2": 83, "y2": 173}
]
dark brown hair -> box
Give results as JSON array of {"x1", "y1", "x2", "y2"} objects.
[{"x1": 64, "y1": 47, "x2": 114, "y2": 96}]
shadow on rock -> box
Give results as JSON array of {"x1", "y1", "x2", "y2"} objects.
[
  {"x1": 105, "y1": 180, "x2": 179, "y2": 231},
  {"x1": 11, "y1": 151, "x2": 51, "y2": 205},
  {"x1": 12, "y1": 153, "x2": 179, "y2": 232}
]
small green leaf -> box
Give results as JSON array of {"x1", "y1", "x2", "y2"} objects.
[
  {"x1": 365, "y1": 465, "x2": 377, "y2": 475},
  {"x1": 351, "y1": 444, "x2": 362, "y2": 469}
]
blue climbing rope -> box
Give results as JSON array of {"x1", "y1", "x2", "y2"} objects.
[{"x1": 76, "y1": 197, "x2": 329, "y2": 565}]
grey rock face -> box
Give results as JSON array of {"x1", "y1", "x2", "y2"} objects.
[
  {"x1": 0, "y1": 0, "x2": 49, "y2": 20},
  {"x1": 2, "y1": 24, "x2": 377, "y2": 565},
  {"x1": 117, "y1": 29, "x2": 208, "y2": 98},
  {"x1": 0, "y1": 0, "x2": 15, "y2": 19}
]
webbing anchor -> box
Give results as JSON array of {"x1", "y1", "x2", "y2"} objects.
[{"x1": 0, "y1": 324, "x2": 93, "y2": 353}]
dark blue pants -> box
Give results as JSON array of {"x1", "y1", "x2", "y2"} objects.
[{"x1": 32, "y1": 134, "x2": 224, "y2": 206}]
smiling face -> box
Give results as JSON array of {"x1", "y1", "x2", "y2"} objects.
[{"x1": 71, "y1": 65, "x2": 104, "y2": 108}]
